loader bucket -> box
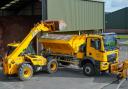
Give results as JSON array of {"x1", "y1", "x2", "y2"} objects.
[{"x1": 43, "y1": 20, "x2": 66, "y2": 31}]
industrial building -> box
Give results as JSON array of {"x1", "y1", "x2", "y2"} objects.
[
  {"x1": 106, "y1": 7, "x2": 128, "y2": 34},
  {"x1": 1, "y1": 1, "x2": 128, "y2": 89},
  {"x1": 45, "y1": 0, "x2": 104, "y2": 32},
  {"x1": 0, "y1": 0, "x2": 104, "y2": 55}
]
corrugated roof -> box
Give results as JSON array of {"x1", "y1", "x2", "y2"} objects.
[{"x1": 0, "y1": 0, "x2": 32, "y2": 11}]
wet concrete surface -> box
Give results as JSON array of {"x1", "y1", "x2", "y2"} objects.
[{"x1": 0, "y1": 67, "x2": 117, "y2": 89}]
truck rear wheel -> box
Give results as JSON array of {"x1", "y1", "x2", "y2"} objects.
[
  {"x1": 83, "y1": 63, "x2": 95, "y2": 76},
  {"x1": 18, "y1": 63, "x2": 33, "y2": 81},
  {"x1": 47, "y1": 59, "x2": 58, "y2": 74}
]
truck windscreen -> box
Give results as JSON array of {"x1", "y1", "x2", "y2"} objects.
[{"x1": 104, "y1": 35, "x2": 117, "y2": 51}]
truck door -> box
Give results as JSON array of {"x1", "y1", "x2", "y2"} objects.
[{"x1": 86, "y1": 38, "x2": 103, "y2": 61}]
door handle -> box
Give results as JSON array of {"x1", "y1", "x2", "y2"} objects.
[{"x1": 89, "y1": 53, "x2": 92, "y2": 55}]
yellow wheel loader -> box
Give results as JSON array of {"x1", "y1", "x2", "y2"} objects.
[{"x1": 2, "y1": 21, "x2": 61, "y2": 81}]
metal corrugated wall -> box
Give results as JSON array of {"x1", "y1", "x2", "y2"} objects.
[{"x1": 46, "y1": 0, "x2": 104, "y2": 31}]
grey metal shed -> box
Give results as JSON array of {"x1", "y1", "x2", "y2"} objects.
[{"x1": 42, "y1": 0, "x2": 104, "y2": 32}]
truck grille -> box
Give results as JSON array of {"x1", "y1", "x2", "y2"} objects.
[{"x1": 107, "y1": 53, "x2": 117, "y2": 63}]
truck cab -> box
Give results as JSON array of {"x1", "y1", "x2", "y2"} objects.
[
  {"x1": 82, "y1": 33, "x2": 118, "y2": 75},
  {"x1": 39, "y1": 32, "x2": 119, "y2": 76}
]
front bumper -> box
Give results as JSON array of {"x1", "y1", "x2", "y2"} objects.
[{"x1": 100, "y1": 62, "x2": 109, "y2": 71}]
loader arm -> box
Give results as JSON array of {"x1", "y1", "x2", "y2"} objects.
[{"x1": 7, "y1": 23, "x2": 50, "y2": 60}]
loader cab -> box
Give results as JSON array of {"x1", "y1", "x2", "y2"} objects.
[
  {"x1": 6, "y1": 43, "x2": 35, "y2": 56},
  {"x1": 6, "y1": 43, "x2": 20, "y2": 56}
]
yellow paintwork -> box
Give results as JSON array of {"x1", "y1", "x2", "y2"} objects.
[
  {"x1": 40, "y1": 34, "x2": 87, "y2": 55},
  {"x1": 86, "y1": 36, "x2": 118, "y2": 71},
  {"x1": 23, "y1": 67, "x2": 32, "y2": 78},
  {"x1": 7, "y1": 43, "x2": 20, "y2": 47},
  {"x1": 39, "y1": 34, "x2": 119, "y2": 72},
  {"x1": 87, "y1": 48, "x2": 118, "y2": 71},
  {"x1": 3, "y1": 56, "x2": 25, "y2": 74},
  {"x1": 25, "y1": 55, "x2": 47, "y2": 66},
  {"x1": 76, "y1": 52, "x2": 85, "y2": 59},
  {"x1": 100, "y1": 62, "x2": 109, "y2": 71},
  {"x1": 3, "y1": 22, "x2": 56, "y2": 75}
]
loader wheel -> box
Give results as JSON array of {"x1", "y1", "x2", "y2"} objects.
[
  {"x1": 18, "y1": 63, "x2": 33, "y2": 81},
  {"x1": 83, "y1": 63, "x2": 95, "y2": 76},
  {"x1": 47, "y1": 59, "x2": 58, "y2": 74}
]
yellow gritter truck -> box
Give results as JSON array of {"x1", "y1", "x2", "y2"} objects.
[{"x1": 39, "y1": 33, "x2": 128, "y2": 78}]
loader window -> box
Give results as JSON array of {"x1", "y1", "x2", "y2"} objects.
[
  {"x1": 21, "y1": 44, "x2": 35, "y2": 55},
  {"x1": 91, "y1": 39, "x2": 101, "y2": 50},
  {"x1": 6, "y1": 46, "x2": 15, "y2": 56}
]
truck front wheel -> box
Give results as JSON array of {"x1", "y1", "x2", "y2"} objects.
[
  {"x1": 83, "y1": 63, "x2": 95, "y2": 76},
  {"x1": 18, "y1": 63, "x2": 33, "y2": 81},
  {"x1": 47, "y1": 59, "x2": 58, "y2": 74}
]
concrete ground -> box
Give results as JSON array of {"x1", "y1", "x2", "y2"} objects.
[
  {"x1": 0, "y1": 67, "x2": 117, "y2": 89},
  {"x1": 0, "y1": 39, "x2": 128, "y2": 89}
]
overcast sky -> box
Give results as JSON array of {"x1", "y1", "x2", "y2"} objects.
[{"x1": 105, "y1": 0, "x2": 128, "y2": 12}]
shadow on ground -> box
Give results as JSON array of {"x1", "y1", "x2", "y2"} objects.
[{"x1": 0, "y1": 67, "x2": 117, "y2": 84}]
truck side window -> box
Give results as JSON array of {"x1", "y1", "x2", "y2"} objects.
[{"x1": 91, "y1": 39, "x2": 101, "y2": 50}]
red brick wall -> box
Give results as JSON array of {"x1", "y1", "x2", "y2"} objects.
[{"x1": 0, "y1": 16, "x2": 41, "y2": 55}]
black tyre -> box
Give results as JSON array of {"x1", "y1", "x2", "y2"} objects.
[
  {"x1": 18, "y1": 63, "x2": 33, "y2": 81},
  {"x1": 83, "y1": 63, "x2": 95, "y2": 76},
  {"x1": 47, "y1": 59, "x2": 58, "y2": 74}
]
